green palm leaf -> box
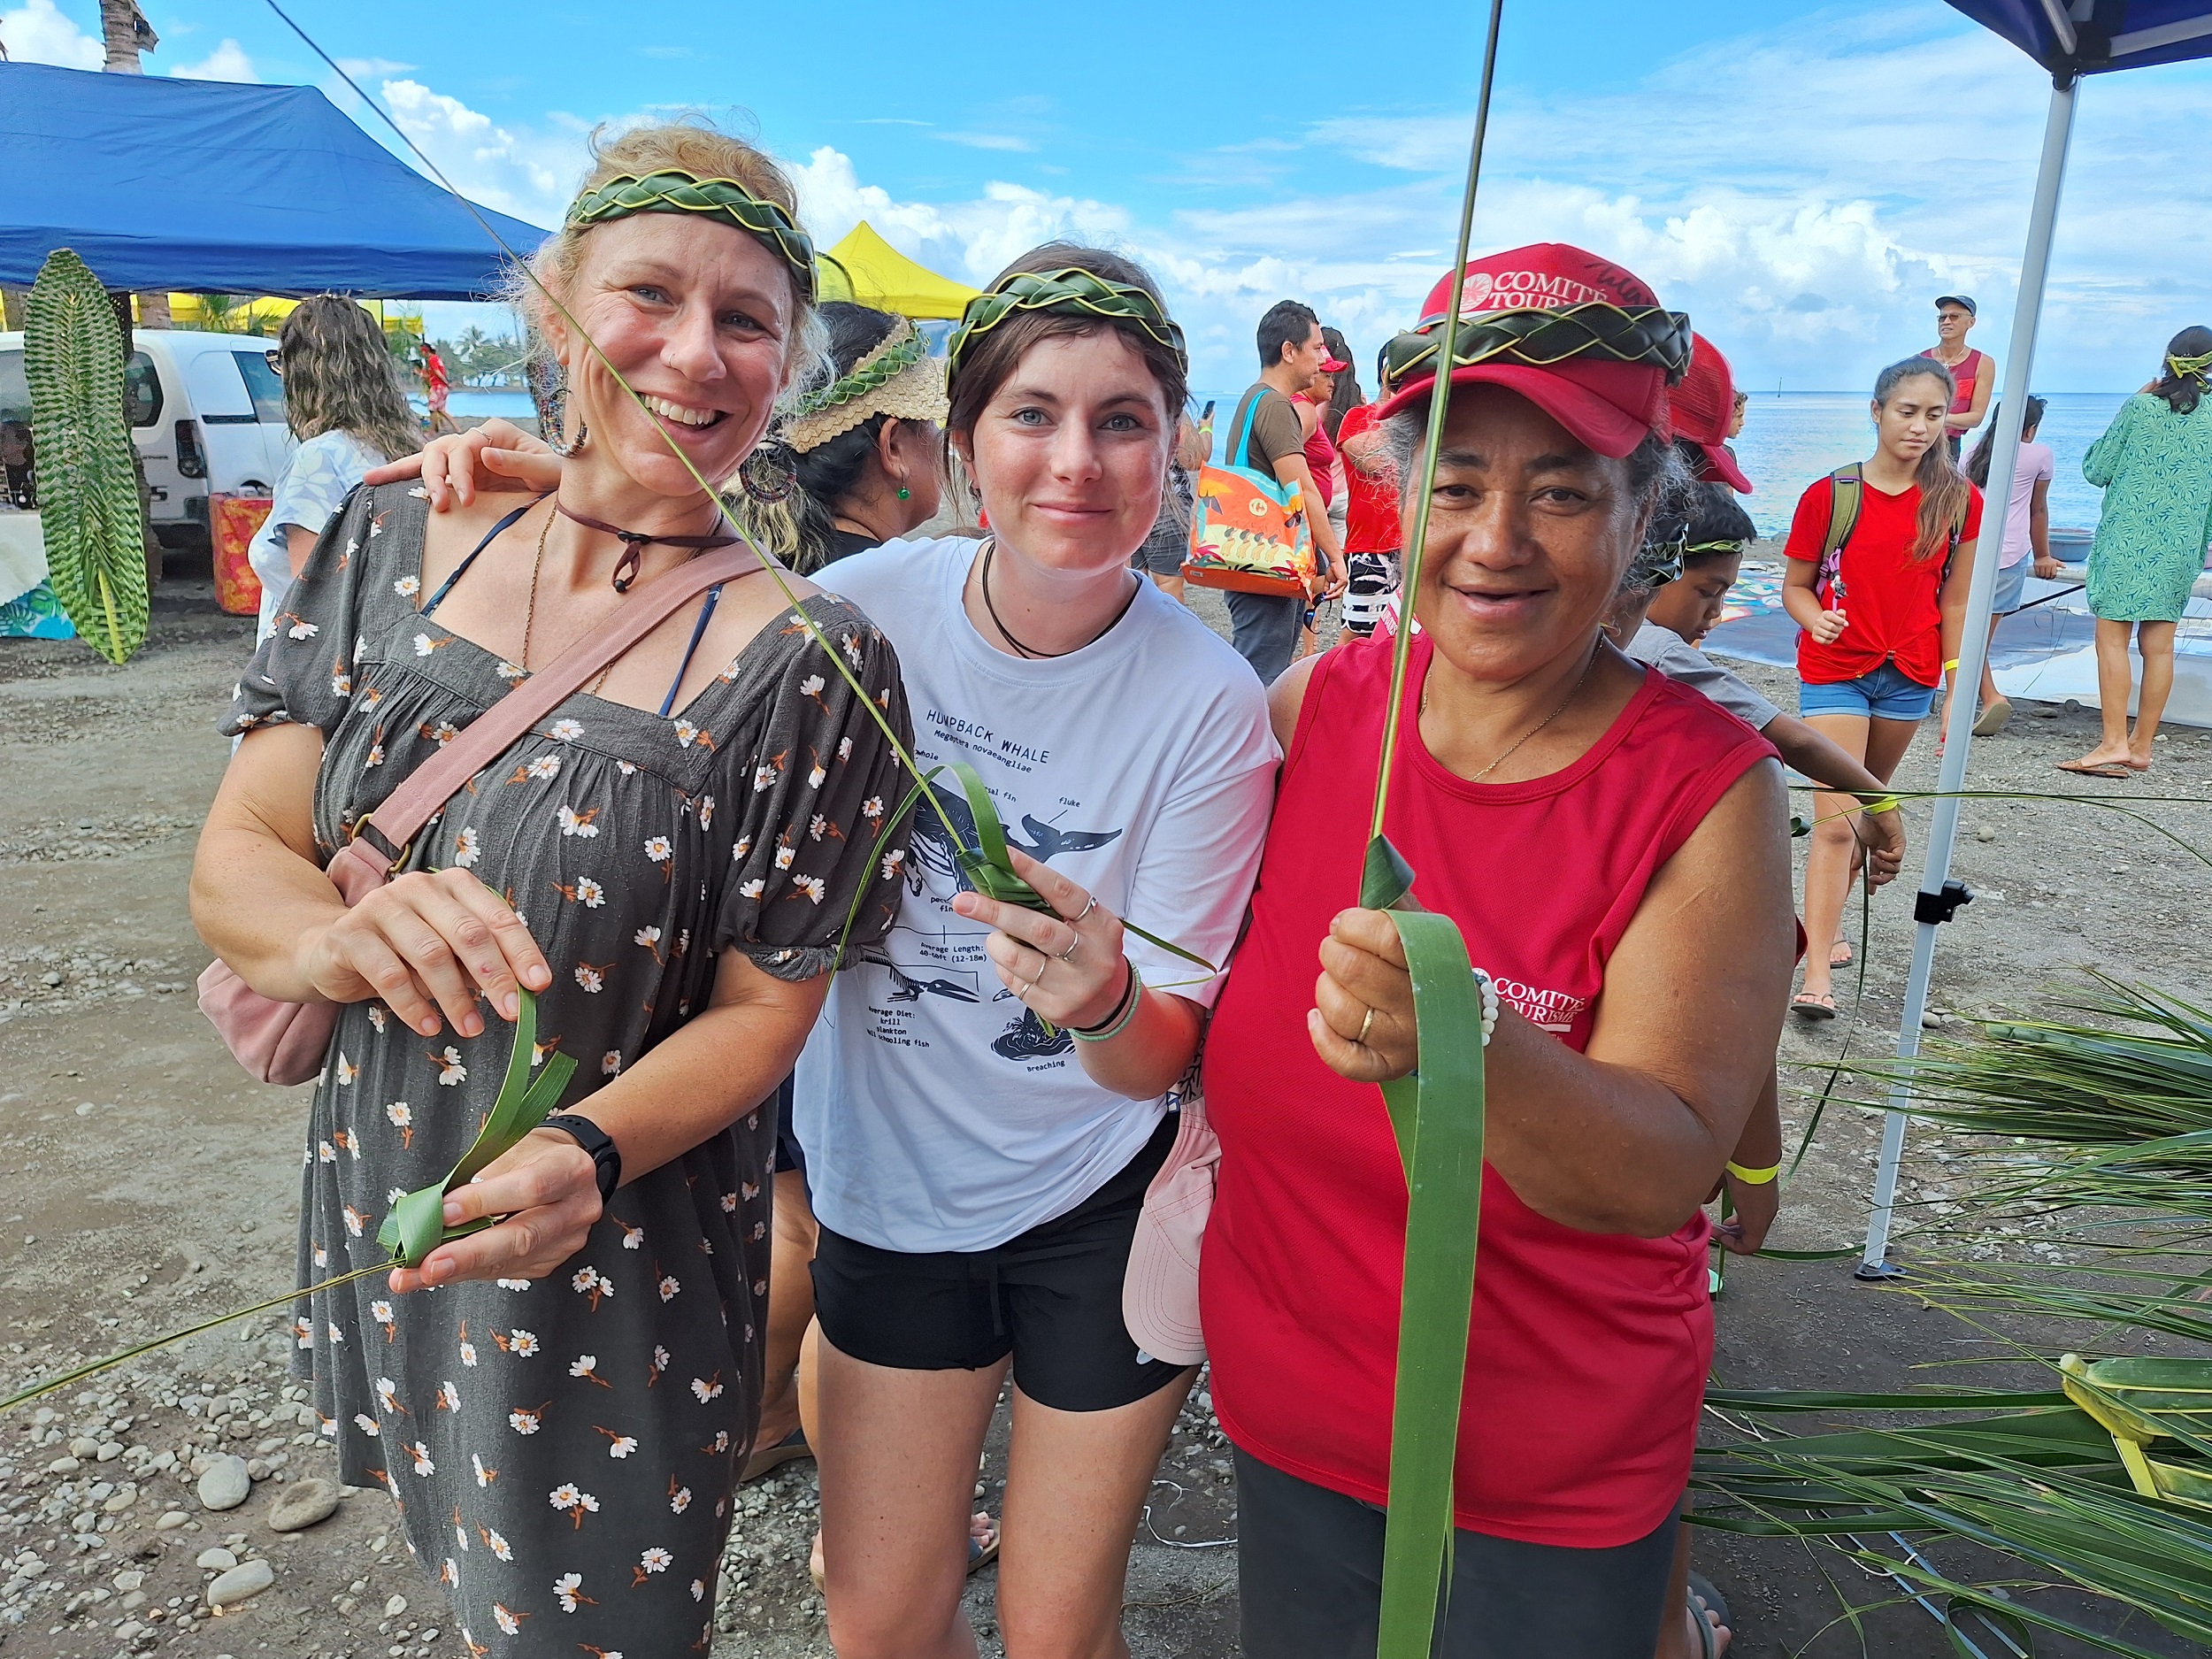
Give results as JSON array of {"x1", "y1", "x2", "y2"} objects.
[{"x1": 24, "y1": 250, "x2": 149, "y2": 664}]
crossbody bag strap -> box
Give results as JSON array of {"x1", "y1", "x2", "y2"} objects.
[
  {"x1": 1231, "y1": 389, "x2": 1265, "y2": 471},
  {"x1": 349, "y1": 537, "x2": 767, "y2": 869}
]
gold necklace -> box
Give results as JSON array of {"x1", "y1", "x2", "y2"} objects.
[
  {"x1": 1424, "y1": 644, "x2": 1599, "y2": 783},
  {"x1": 520, "y1": 503, "x2": 629, "y2": 695}
]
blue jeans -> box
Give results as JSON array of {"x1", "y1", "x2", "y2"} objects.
[
  {"x1": 1225, "y1": 589, "x2": 1303, "y2": 687},
  {"x1": 1800, "y1": 661, "x2": 1937, "y2": 721}
]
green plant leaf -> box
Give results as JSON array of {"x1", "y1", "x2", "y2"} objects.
[{"x1": 24, "y1": 250, "x2": 148, "y2": 664}]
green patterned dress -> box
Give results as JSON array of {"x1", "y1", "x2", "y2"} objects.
[{"x1": 2084, "y1": 391, "x2": 2212, "y2": 622}]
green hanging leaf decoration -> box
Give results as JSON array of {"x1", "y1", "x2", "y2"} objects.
[{"x1": 24, "y1": 250, "x2": 149, "y2": 664}]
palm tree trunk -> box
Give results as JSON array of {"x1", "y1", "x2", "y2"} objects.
[{"x1": 97, "y1": 0, "x2": 153, "y2": 72}]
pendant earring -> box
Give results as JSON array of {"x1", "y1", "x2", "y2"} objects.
[
  {"x1": 543, "y1": 368, "x2": 588, "y2": 458},
  {"x1": 738, "y1": 440, "x2": 799, "y2": 505},
  {"x1": 896, "y1": 487, "x2": 911, "y2": 501}
]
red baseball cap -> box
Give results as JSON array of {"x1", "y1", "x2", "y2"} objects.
[
  {"x1": 1318, "y1": 355, "x2": 1350, "y2": 373},
  {"x1": 1375, "y1": 242, "x2": 1688, "y2": 458},
  {"x1": 1668, "y1": 334, "x2": 1754, "y2": 493}
]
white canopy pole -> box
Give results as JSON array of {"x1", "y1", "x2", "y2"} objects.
[{"x1": 1859, "y1": 74, "x2": 2078, "y2": 1279}]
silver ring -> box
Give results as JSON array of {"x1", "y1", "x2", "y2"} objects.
[
  {"x1": 1357, "y1": 1005, "x2": 1376, "y2": 1046},
  {"x1": 1056, "y1": 929, "x2": 1080, "y2": 964},
  {"x1": 1072, "y1": 896, "x2": 1098, "y2": 925},
  {"x1": 1027, "y1": 956, "x2": 1048, "y2": 988}
]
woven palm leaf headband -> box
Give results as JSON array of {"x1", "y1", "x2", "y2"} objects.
[
  {"x1": 947, "y1": 268, "x2": 1188, "y2": 388},
  {"x1": 2167, "y1": 349, "x2": 2212, "y2": 382},
  {"x1": 1382, "y1": 301, "x2": 1694, "y2": 388},
  {"x1": 783, "y1": 317, "x2": 949, "y2": 453},
  {"x1": 567, "y1": 169, "x2": 818, "y2": 303}
]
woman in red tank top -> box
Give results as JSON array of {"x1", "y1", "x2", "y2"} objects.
[{"x1": 1201, "y1": 244, "x2": 1796, "y2": 1659}]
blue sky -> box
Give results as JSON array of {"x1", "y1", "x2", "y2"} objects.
[{"x1": 9, "y1": 0, "x2": 2211, "y2": 394}]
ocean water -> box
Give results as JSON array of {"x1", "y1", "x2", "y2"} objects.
[{"x1": 1190, "y1": 388, "x2": 2131, "y2": 541}]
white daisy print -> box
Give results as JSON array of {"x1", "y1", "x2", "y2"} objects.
[
  {"x1": 618, "y1": 1221, "x2": 643, "y2": 1249},
  {"x1": 669, "y1": 1481, "x2": 693, "y2": 1516},
  {"x1": 602, "y1": 1049, "x2": 623, "y2": 1078},
  {"x1": 431, "y1": 1046, "x2": 468, "y2": 1085},
  {"x1": 634, "y1": 925, "x2": 662, "y2": 949},
  {"x1": 472, "y1": 1454, "x2": 496, "y2": 1488},
  {"x1": 634, "y1": 1547, "x2": 673, "y2": 1584},
  {"x1": 495, "y1": 658, "x2": 526, "y2": 680},
  {"x1": 374, "y1": 1377, "x2": 403, "y2": 1414},
  {"x1": 597, "y1": 1427, "x2": 639, "y2": 1459},
  {"x1": 557, "y1": 804, "x2": 600, "y2": 838},
  {"x1": 452, "y1": 826, "x2": 480, "y2": 869},
  {"x1": 554, "y1": 1572, "x2": 588, "y2": 1613},
  {"x1": 508, "y1": 1407, "x2": 543, "y2": 1435},
  {"x1": 576, "y1": 877, "x2": 605, "y2": 908},
  {"x1": 507, "y1": 1329, "x2": 540, "y2": 1356},
  {"x1": 696, "y1": 795, "x2": 715, "y2": 829},
  {"x1": 573, "y1": 963, "x2": 606, "y2": 995},
  {"x1": 690, "y1": 1373, "x2": 723, "y2": 1403},
  {"x1": 413, "y1": 634, "x2": 438, "y2": 657},
  {"x1": 657, "y1": 1274, "x2": 680, "y2": 1302},
  {"x1": 882, "y1": 848, "x2": 907, "y2": 881},
  {"x1": 408, "y1": 1440, "x2": 435, "y2": 1476},
  {"x1": 739, "y1": 878, "x2": 764, "y2": 899},
  {"x1": 330, "y1": 669, "x2": 353, "y2": 699},
  {"x1": 287, "y1": 618, "x2": 319, "y2": 641},
  {"x1": 752, "y1": 764, "x2": 777, "y2": 793},
  {"x1": 492, "y1": 1601, "x2": 524, "y2": 1635},
  {"x1": 480, "y1": 1525, "x2": 513, "y2": 1562},
  {"x1": 394, "y1": 573, "x2": 422, "y2": 597},
  {"x1": 525, "y1": 755, "x2": 561, "y2": 780},
  {"x1": 352, "y1": 1413, "x2": 380, "y2": 1437},
  {"x1": 792, "y1": 874, "x2": 827, "y2": 905},
  {"x1": 643, "y1": 835, "x2": 672, "y2": 864},
  {"x1": 549, "y1": 1484, "x2": 600, "y2": 1529},
  {"x1": 773, "y1": 843, "x2": 796, "y2": 870},
  {"x1": 549, "y1": 718, "x2": 584, "y2": 742}
]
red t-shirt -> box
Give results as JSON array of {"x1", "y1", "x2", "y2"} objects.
[
  {"x1": 1336, "y1": 403, "x2": 1402, "y2": 555},
  {"x1": 1782, "y1": 473, "x2": 1981, "y2": 687},
  {"x1": 1294, "y1": 396, "x2": 1337, "y2": 506},
  {"x1": 1200, "y1": 633, "x2": 1776, "y2": 1548}
]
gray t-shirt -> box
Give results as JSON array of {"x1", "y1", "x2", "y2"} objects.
[{"x1": 1626, "y1": 621, "x2": 1778, "y2": 732}]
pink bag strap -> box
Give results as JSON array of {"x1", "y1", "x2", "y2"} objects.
[{"x1": 347, "y1": 537, "x2": 766, "y2": 871}]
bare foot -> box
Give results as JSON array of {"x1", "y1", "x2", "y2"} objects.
[
  {"x1": 2126, "y1": 750, "x2": 2154, "y2": 772},
  {"x1": 1686, "y1": 1591, "x2": 1732, "y2": 1655}
]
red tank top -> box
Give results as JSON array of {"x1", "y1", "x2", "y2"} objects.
[
  {"x1": 1922, "y1": 346, "x2": 1982, "y2": 420},
  {"x1": 1200, "y1": 632, "x2": 1776, "y2": 1548}
]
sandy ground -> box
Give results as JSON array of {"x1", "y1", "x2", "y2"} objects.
[{"x1": 2, "y1": 564, "x2": 2208, "y2": 1659}]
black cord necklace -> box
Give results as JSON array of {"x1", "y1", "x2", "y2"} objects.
[{"x1": 979, "y1": 540, "x2": 1140, "y2": 660}]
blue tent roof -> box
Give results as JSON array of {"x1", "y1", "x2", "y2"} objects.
[
  {"x1": 1946, "y1": 0, "x2": 2212, "y2": 75},
  {"x1": 0, "y1": 62, "x2": 547, "y2": 299}
]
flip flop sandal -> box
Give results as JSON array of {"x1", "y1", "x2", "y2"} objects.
[
  {"x1": 2055, "y1": 761, "x2": 2131, "y2": 780},
  {"x1": 740, "y1": 1425, "x2": 811, "y2": 1484},
  {"x1": 1972, "y1": 698, "x2": 2012, "y2": 737},
  {"x1": 1829, "y1": 941, "x2": 1853, "y2": 969},
  {"x1": 1792, "y1": 992, "x2": 1837, "y2": 1021},
  {"x1": 1688, "y1": 1572, "x2": 1732, "y2": 1659}
]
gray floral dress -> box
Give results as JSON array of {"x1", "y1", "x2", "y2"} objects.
[{"x1": 221, "y1": 481, "x2": 910, "y2": 1655}]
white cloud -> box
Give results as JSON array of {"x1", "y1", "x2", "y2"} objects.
[
  {"x1": 938, "y1": 133, "x2": 1034, "y2": 153},
  {"x1": 374, "y1": 78, "x2": 574, "y2": 227},
  {"x1": 171, "y1": 39, "x2": 257, "y2": 81},
  {"x1": 1, "y1": 0, "x2": 102, "y2": 68},
  {"x1": 335, "y1": 57, "x2": 416, "y2": 77}
]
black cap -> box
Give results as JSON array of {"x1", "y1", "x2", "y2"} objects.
[{"x1": 1934, "y1": 294, "x2": 1977, "y2": 316}]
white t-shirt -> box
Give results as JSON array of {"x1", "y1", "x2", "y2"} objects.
[
  {"x1": 253, "y1": 430, "x2": 385, "y2": 643},
  {"x1": 798, "y1": 536, "x2": 1279, "y2": 1252}
]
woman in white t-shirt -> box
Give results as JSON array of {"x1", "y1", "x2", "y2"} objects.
[
  {"x1": 797, "y1": 244, "x2": 1276, "y2": 1658},
  {"x1": 250, "y1": 296, "x2": 421, "y2": 643},
  {"x1": 1962, "y1": 396, "x2": 2056, "y2": 735}
]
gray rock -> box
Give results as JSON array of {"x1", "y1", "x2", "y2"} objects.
[
  {"x1": 196, "y1": 1548, "x2": 238, "y2": 1571},
  {"x1": 46, "y1": 1455, "x2": 81, "y2": 1475},
  {"x1": 205, "y1": 1557, "x2": 273, "y2": 1607},
  {"x1": 196, "y1": 1455, "x2": 250, "y2": 1512},
  {"x1": 153, "y1": 1509, "x2": 190, "y2": 1531},
  {"x1": 265, "y1": 1479, "x2": 339, "y2": 1534}
]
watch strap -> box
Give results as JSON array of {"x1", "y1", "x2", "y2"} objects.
[{"x1": 541, "y1": 1113, "x2": 621, "y2": 1203}]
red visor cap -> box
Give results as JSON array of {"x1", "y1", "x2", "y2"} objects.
[
  {"x1": 1667, "y1": 333, "x2": 1754, "y2": 493},
  {"x1": 1375, "y1": 243, "x2": 1674, "y2": 459}
]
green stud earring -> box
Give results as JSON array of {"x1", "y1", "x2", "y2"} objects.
[{"x1": 896, "y1": 488, "x2": 911, "y2": 500}]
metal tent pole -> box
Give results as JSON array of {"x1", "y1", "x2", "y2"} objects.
[{"x1": 1859, "y1": 74, "x2": 2078, "y2": 1279}]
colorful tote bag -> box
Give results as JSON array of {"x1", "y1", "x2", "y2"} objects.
[{"x1": 1181, "y1": 391, "x2": 1316, "y2": 597}]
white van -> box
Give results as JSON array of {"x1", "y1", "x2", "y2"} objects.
[{"x1": 0, "y1": 329, "x2": 294, "y2": 552}]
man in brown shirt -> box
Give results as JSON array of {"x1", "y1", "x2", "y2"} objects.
[{"x1": 1224, "y1": 301, "x2": 1348, "y2": 684}]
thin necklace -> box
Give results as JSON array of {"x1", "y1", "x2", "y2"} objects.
[
  {"x1": 978, "y1": 540, "x2": 1139, "y2": 660},
  {"x1": 1425, "y1": 644, "x2": 1599, "y2": 783},
  {"x1": 521, "y1": 503, "x2": 634, "y2": 695},
  {"x1": 1932, "y1": 340, "x2": 1970, "y2": 366}
]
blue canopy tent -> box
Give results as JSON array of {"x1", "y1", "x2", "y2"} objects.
[
  {"x1": 0, "y1": 62, "x2": 545, "y2": 298},
  {"x1": 1862, "y1": 0, "x2": 2212, "y2": 1274}
]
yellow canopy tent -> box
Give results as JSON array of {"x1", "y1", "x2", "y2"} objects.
[{"x1": 816, "y1": 222, "x2": 979, "y2": 320}]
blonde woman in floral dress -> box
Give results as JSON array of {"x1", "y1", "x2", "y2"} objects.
[{"x1": 189, "y1": 121, "x2": 910, "y2": 1655}]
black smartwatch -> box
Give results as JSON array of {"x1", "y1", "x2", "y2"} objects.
[{"x1": 541, "y1": 1114, "x2": 620, "y2": 1205}]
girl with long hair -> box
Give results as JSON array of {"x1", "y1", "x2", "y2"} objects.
[
  {"x1": 248, "y1": 295, "x2": 422, "y2": 642},
  {"x1": 2062, "y1": 325, "x2": 2212, "y2": 777},
  {"x1": 1782, "y1": 357, "x2": 1983, "y2": 1015},
  {"x1": 1962, "y1": 395, "x2": 2055, "y2": 735}
]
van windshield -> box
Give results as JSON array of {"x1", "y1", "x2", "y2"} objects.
[{"x1": 234, "y1": 350, "x2": 287, "y2": 425}]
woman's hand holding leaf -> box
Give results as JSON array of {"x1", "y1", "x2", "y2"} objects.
[
  {"x1": 1309, "y1": 907, "x2": 1420, "y2": 1083},
  {"x1": 1715, "y1": 1172, "x2": 1778, "y2": 1255},
  {"x1": 361, "y1": 417, "x2": 562, "y2": 511},
  {"x1": 387, "y1": 1127, "x2": 601, "y2": 1293},
  {"x1": 296, "y1": 867, "x2": 552, "y2": 1039},
  {"x1": 949, "y1": 847, "x2": 1127, "y2": 1029}
]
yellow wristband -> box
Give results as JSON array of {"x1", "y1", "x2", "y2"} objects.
[
  {"x1": 1725, "y1": 1160, "x2": 1780, "y2": 1186},
  {"x1": 1863, "y1": 795, "x2": 1901, "y2": 816},
  {"x1": 1943, "y1": 658, "x2": 1961, "y2": 672}
]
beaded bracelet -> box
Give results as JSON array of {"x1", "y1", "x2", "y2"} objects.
[
  {"x1": 1725, "y1": 1160, "x2": 1781, "y2": 1186},
  {"x1": 1070, "y1": 960, "x2": 1143, "y2": 1043},
  {"x1": 1471, "y1": 968, "x2": 1500, "y2": 1048}
]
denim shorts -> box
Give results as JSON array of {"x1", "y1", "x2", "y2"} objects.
[
  {"x1": 1990, "y1": 554, "x2": 2029, "y2": 616},
  {"x1": 1800, "y1": 661, "x2": 1937, "y2": 721}
]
